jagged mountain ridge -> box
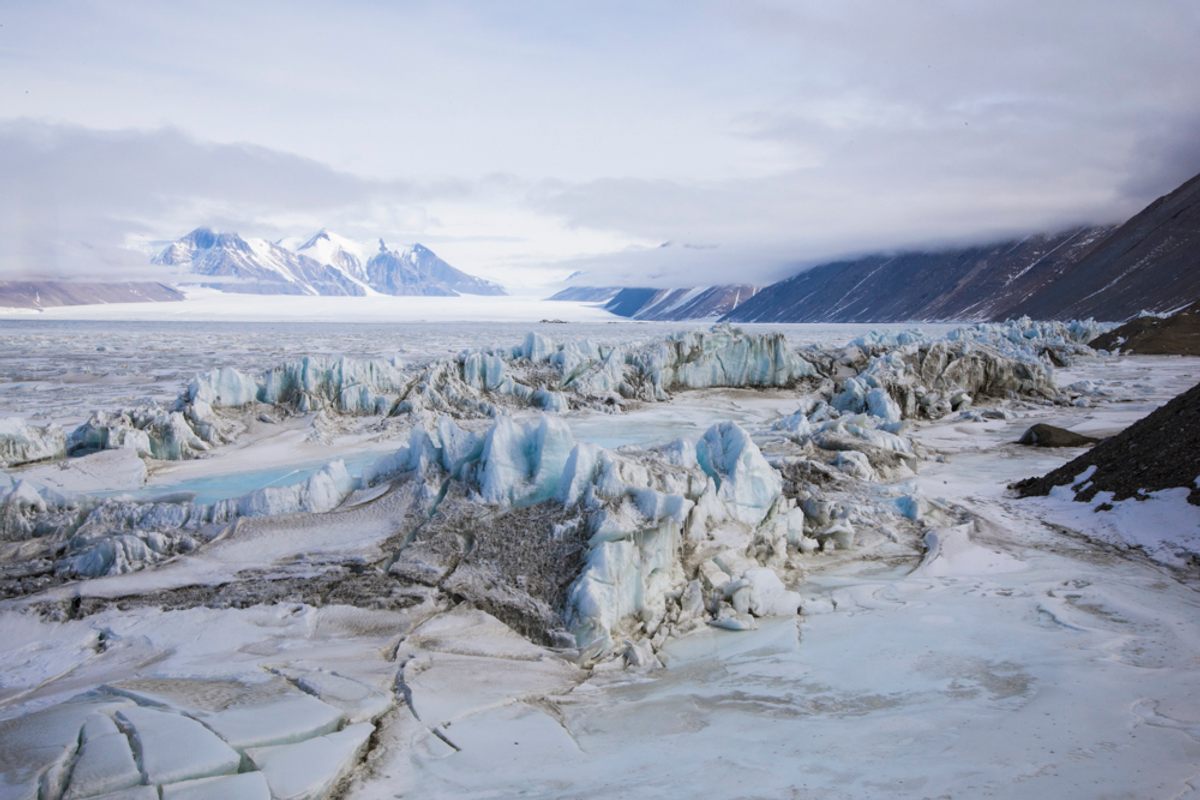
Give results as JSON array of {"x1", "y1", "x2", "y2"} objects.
[{"x1": 154, "y1": 227, "x2": 505, "y2": 297}]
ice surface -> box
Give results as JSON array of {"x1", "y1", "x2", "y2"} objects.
[
  {"x1": 742, "y1": 566, "x2": 801, "y2": 617},
  {"x1": 17, "y1": 448, "x2": 147, "y2": 495},
  {"x1": 62, "y1": 729, "x2": 141, "y2": 800},
  {"x1": 0, "y1": 319, "x2": 952, "y2": 430},
  {"x1": 477, "y1": 416, "x2": 576, "y2": 505},
  {"x1": 41, "y1": 325, "x2": 825, "y2": 478},
  {"x1": 211, "y1": 459, "x2": 355, "y2": 518},
  {"x1": 160, "y1": 772, "x2": 271, "y2": 800},
  {"x1": 246, "y1": 722, "x2": 373, "y2": 800},
  {"x1": 914, "y1": 524, "x2": 1025, "y2": 577},
  {"x1": 83, "y1": 788, "x2": 158, "y2": 800},
  {"x1": 0, "y1": 699, "x2": 132, "y2": 800},
  {"x1": 255, "y1": 356, "x2": 408, "y2": 415},
  {"x1": 280, "y1": 670, "x2": 393, "y2": 724},
  {"x1": 865, "y1": 386, "x2": 902, "y2": 423},
  {"x1": 81, "y1": 712, "x2": 120, "y2": 741},
  {"x1": 197, "y1": 693, "x2": 345, "y2": 749},
  {"x1": 115, "y1": 706, "x2": 241, "y2": 785}
]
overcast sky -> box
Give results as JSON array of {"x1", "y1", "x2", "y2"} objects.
[{"x1": 3, "y1": 0, "x2": 1199, "y2": 290}]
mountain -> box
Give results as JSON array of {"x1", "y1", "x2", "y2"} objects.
[
  {"x1": 365, "y1": 241, "x2": 505, "y2": 296},
  {"x1": 595, "y1": 285, "x2": 759, "y2": 320},
  {"x1": 546, "y1": 286, "x2": 623, "y2": 302},
  {"x1": 154, "y1": 228, "x2": 505, "y2": 297},
  {"x1": 725, "y1": 170, "x2": 1200, "y2": 324},
  {"x1": 1002, "y1": 172, "x2": 1200, "y2": 320},
  {"x1": 722, "y1": 226, "x2": 1113, "y2": 324},
  {"x1": 153, "y1": 228, "x2": 367, "y2": 296},
  {"x1": 293, "y1": 229, "x2": 372, "y2": 289},
  {"x1": 0, "y1": 281, "x2": 184, "y2": 309}
]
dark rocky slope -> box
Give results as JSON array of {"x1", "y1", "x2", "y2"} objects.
[
  {"x1": 725, "y1": 169, "x2": 1200, "y2": 324},
  {"x1": 606, "y1": 285, "x2": 759, "y2": 320},
  {"x1": 1014, "y1": 381, "x2": 1200, "y2": 505},
  {"x1": 722, "y1": 226, "x2": 1111, "y2": 323},
  {"x1": 546, "y1": 286, "x2": 622, "y2": 302},
  {"x1": 1089, "y1": 304, "x2": 1200, "y2": 356},
  {"x1": 1006, "y1": 172, "x2": 1200, "y2": 320},
  {"x1": 553, "y1": 285, "x2": 761, "y2": 320}
]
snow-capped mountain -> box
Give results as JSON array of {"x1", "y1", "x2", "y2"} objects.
[
  {"x1": 365, "y1": 241, "x2": 506, "y2": 296},
  {"x1": 292, "y1": 229, "x2": 370, "y2": 282},
  {"x1": 154, "y1": 228, "x2": 505, "y2": 297}
]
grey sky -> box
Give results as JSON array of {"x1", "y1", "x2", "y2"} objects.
[{"x1": 2, "y1": 1, "x2": 1199, "y2": 289}]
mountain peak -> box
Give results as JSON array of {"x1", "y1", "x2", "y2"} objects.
[
  {"x1": 156, "y1": 228, "x2": 505, "y2": 297},
  {"x1": 298, "y1": 228, "x2": 359, "y2": 253},
  {"x1": 297, "y1": 228, "x2": 332, "y2": 251},
  {"x1": 184, "y1": 227, "x2": 221, "y2": 248}
]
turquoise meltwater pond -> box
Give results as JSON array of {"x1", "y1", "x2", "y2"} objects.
[{"x1": 109, "y1": 449, "x2": 393, "y2": 505}]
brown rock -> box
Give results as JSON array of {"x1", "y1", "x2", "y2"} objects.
[{"x1": 1017, "y1": 423, "x2": 1099, "y2": 448}]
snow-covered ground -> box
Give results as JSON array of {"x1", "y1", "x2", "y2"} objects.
[
  {"x1": 0, "y1": 320, "x2": 1197, "y2": 800},
  {"x1": 0, "y1": 289, "x2": 618, "y2": 323}
]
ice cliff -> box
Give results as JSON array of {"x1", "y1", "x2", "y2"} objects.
[
  {"x1": 54, "y1": 326, "x2": 819, "y2": 464},
  {"x1": 0, "y1": 417, "x2": 67, "y2": 467},
  {"x1": 368, "y1": 415, "x2": 811, "y2": 661}
]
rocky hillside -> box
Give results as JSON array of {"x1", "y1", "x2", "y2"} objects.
[
  {"x1": 550, "y1": 285, "x2": 759, "y2": 320},
  {"x1": 1006, "y1": 172, "x2": 1200, "y2": 320},
  {"x1": 725, "y1": 169, "x2": 1200, "y2": 324},
  {"x1": 723, "y1": 226, "x2": 1112, "y2": 323},
  {"x1": 1090, "y1": 304, "x2": 1200, "y2": 355},
  {"x1": 545, "y1": 286, "x2": 622, "y2": 302}
]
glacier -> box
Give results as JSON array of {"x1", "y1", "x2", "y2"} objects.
[
  {"x1": 0, "y1": 319, "x2": 1103, "y2": 589},
  {"x1": 2, "y1": 316, "x2": 1199, "y2": 800}
]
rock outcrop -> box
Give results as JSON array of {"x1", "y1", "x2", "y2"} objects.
[{"x1": 1014, "y1": 381, "x2": 1200, "y2": 505}]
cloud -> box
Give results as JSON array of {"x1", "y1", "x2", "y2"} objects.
[
  {"x1": 0, "y1": 121, "x2": 647, "y2": 289},
  {"x1": 1116, "y1": 110, "x2": 1200, "y2": 202},
  {"x1": 2, "y1": 2, "x2": 1199, "y2": 289},
  {"x1": 0, "y1": 120, "x2": 404, "y2": 278}
]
